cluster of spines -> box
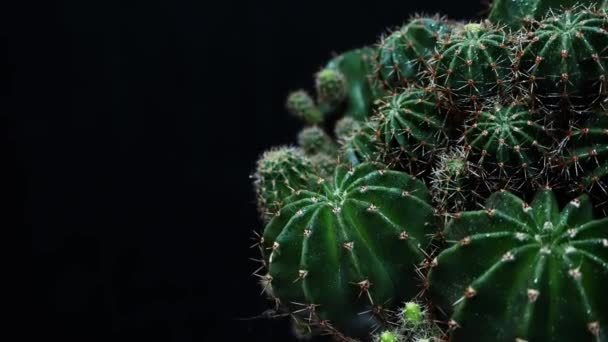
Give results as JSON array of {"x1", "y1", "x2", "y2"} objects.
[
  {"x1": 430, "y1": 146, "x2": 479, "y2": 215},
  {"x1": 374, "y1": 302, "x2": 445, "y2": 342}
]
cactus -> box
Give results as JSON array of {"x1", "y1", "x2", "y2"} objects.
[
  {"x1": 252, "y1": 4, "x2": 608, "y2": 341},
  {"x1": 259, "y1": 162, "x2": 436, "y2": 336},
  {"x1": 428, "y1": 189, "x2": 608, "y2": 342},
  {"x1": 375, "y1": 16, "x2": 451, "y2": 89},
  {"x1": 253, "y1": 147, "x2": 318, "y2": 221},
  {"x1": 489, "y1": 0, "x2": 603, "y2": 29},
  {"x1": 375, "y1": 87, "x2": 447, "y2": 165},
  {"x1": 516, "y1": 7, "x2": 608, "y2": 110},
  {"x1": 429, "y1": 22, "x2": 514, "y2": 109},
  {"x1": 324, "y1": 48, "x2": 383, "y2": 121},
  {"x1": 287, "y1": 90, "x2": 324, "y2": 124},
  {"x1": 464, "y1": 102, "x2": 550, "y2": 180},
  {"x1": 315, "y1": 68, "x2": 347, "y2": 105}
]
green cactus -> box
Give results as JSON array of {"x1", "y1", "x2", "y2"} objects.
[
  {"x1": 260, "y1": 162, "x2": 436, "y2": 336},
  {"x1": 429, "y1": 22, "x2": 514, "y2": 109},
  {"x1": 253, "y1": 147, "x2": 318, "y2": 221},
  {"x1": 375, "y1": 16, "x2": 451, "y2": 89},
  {"x1": 428, "y1": 189, "x2": 608, "y2": 342},
  {"x1": 489, "y1": 0, "x2": 604, "y2": 29},
  {"x1": 287, "y1": 90, "x2": 324, "y2": 124},
  {"x1": 340, "y1": 120, "x2": 384, "y2": 166},
  {"x1": 430, "y1": 146, "x2": 479, "y2": 213},
  {"x1": 334, "y1": 116, "x2": 361, "y2": 141},
  {"x1": 375, "y1": 87, "x2": 447, "y2": 164},
  {"x1": 297, "y1": 126, "x2": 336, "y2": 156},
  {"x1": 464, "y1": 102, "x2": 549, "y2": 180},
  {"x1": 324, "y1": 48, "x2": 383, "y2": 121},
  {"x1": 315, "y1": 68, "x2": 347, "y2": 105},
  {"x1": 517, "y1": 7, "x2": 608, "y2": 109}
]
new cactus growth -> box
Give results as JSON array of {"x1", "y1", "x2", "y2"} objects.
[
  {"x1": 517, "y1": 7, "x2": 608, "y2": 109},
  {"x1": 375, "y1": 17, "x2": 451, "y2": 89},
  {"x1": 251, "y1": 2, "x2": 608, "y2": 341},
  {"x1": 428, "y1": 190, "x2": 608, "y2": 341},
  {"x1": 259, "y1": 162, "x2": 436, "y2": 336},
  {"x1": 429, "y1": 22, "x2": 514, "y2": 109},
  {"x1": 287, "y1": 90, "x2": 324, "y2": 124}
]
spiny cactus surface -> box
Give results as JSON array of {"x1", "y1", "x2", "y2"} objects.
[
  {"x1": 260, "y1": 162, "x2": 436, "y2": 336},
  {"x1": 428, "y1": 190, "x2": 608, "y2": 342}
]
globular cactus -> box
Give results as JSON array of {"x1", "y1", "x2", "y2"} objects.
[
  {"x1": 375, "y1": 16, "x2": 451, "y2": 89},
  {"x1": 429, "y1": 22, "x2": 515, "y2": 109},
  {"x1": 374, "y1": 87, "x2": 447, "y2": 166},
  {"x1": 315, "y1": 68, "x2": 347, "y2": 105},
  {"x1": 334, "y1": 116, "x2": 361, "y2": 141},
  {"x1": 463, "y1": 102, "x2": 550, "y2": 181},
  {"x1": 489, "y1": 0, "x2": 603, "y2": 29},
  {"x1": 259, "y1": 162, "x2": 436, "y2": 337},
  {"x1": 428, "y1": 189, "x2": 608, "y2": 342},
  {"x1": 287, "y1": 90, "x2": 324, "y2": 124},
  {"x1": 340, "y1": 120, "x2": 385, "y2": 166},
  {"x1": 516, "y1": 7, "x2": 608, "y2": 110},
  {"x1": 430, "y1": 146, "x2": 479, "y2": 213},
  {"x1": 253, "y1": 147, "x2": 318, "y2": 221},
  {"x1": 297, "y1": 126, "x2": 336, "y2": 156}
]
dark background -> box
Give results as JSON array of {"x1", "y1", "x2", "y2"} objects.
[{"x1": 19, "y1": 1, "x2": 485, "y2": 341}]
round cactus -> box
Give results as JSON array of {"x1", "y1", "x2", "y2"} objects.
[
  {"x1": 253, "y1": 147, "x2": 318, "y2": 221},
  {"x1": 375, "y1": 16, "x2": 451, "y2": 89},
  {"x1": 429, "y1": 22, "x2": 514, "y2": 109},
  {"x1": 489, "y1": 0, "x2": 603, "y2": 29},
  {"x1": 334, "y1": 116, "x2": 361, "y2": 141},
  {"x1": 260, "y1": 162, "x2": 436, "y2": 337},
  {"x1": 428, "y1": 189, "x2": 608, "y2": 342},
  {"x1": 375, "y1": 87, "x2": 447, "y2": 164},
  {"x1": 340, "y1": 120, "x2": 384, "y2": 166},
  {"x1": 377, "y1": 330, "x2": 400, "y2": 342},
  {"x1": 464, "y1": 102, "x2": 549, "y2": 180},
  {"x1": 517, "y1": 7, "x2": 608, "y2": 110},
  {"x1": 315, "y1": 68, "x2": 347, "y2": 105},
  {"x1": 286, "y1": 90, "x2": 323, "y2": 124},
  {"x1": 297, "y1": 126, "x2": 336, "y2": 156}
]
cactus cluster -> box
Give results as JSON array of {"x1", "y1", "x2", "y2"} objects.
[{"x1": 250, "y1": 2, "x2": 608, "y2": 341}]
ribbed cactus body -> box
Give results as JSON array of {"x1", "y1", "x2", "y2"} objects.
[
  {"x1": 518, "y1": 8, "x2": 608, "y2": 108},
  {"x1": 489, "y1": 0, "x2": 603, "y2": 29},
  {"x1": 325, "y1": 48, "x2": 382, "y2": 121},
  {"x1": 253, "y1": 147, "x2": 318, "y2": 221},
  {"x1": 261, "y1": 162, "x2": 436, "y2": 336},
  {"x1": 464, "y1": 103, "x2": 548, "y2": 178},
  {"x1": 430, "y1": 23, "x2": 514, "y2": 109},
  {"x1": 340, "y1": 120, "x2": 384, "y2": 166},
  {"x1": 375, "y1": 88, "x2": 446, "y2": 163},
  {"x1": 376, "y1": 17, "x2": 451, "y2": 89},
  {"x1": 428, "y1": 190, "x2": 608, "y2": 342}
]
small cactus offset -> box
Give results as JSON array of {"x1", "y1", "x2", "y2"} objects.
[{"x1": 250, "y1": 2, "x2": 608, "y2": 341}]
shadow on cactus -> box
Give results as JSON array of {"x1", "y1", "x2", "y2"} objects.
[{"x1": 250, "y1": 2, "x2": 608, "y2": 341}]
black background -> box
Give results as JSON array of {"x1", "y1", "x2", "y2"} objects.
[{"x1": 19, "y1": 1, "x2": 485, "y2": 341}]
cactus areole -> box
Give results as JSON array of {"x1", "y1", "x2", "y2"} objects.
[{"x1": 251, "y1": 2, "x2": 608, "y2": 341}]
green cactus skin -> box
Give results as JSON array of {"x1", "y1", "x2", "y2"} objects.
[
  {"x1": 489, "y1": 0, "x2": 603, "y2": 29},
  {"x1": 287, "y1": 90, "x2": 324, "y2": 124},
  {"x1": 377, "y1": 330, "x2": 399, "y2": 342},
  {"x1": 428, "y1": 190, "x2": 608, "y2": 342},
  {"x1": 375, "y1": 16, "x2": 451, "y2": 89},
  {"x1": 430, "y1": 23, "x2": 514, "y2": 109},
  {"x1": 260, "y1": 162, "x2": 436, "y2": 337},
  {"x1": 315, "y1": 68, "x2": 347, "y2": 105},
  {"x1": 324, "y1": 48, "x2": 384, "y2": 121},
  {"x1": 340, "y1": 120, "x2": 384, "y2": 166},
  {"x1": 558, "y1": 111, "x2": 608, "y2": 214},
  {"x1": 464, "y1": 103, "x2": 549, "y2": 179},
  {"x1": 375, "y1": 88, "x2": 447, "y2": 164},
  {"x1": 253, "y1": 147, "x2": 318, "y2": 221},
  {"x1": 517, "y1": 8, "x2": 608, "y2": 109}
]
